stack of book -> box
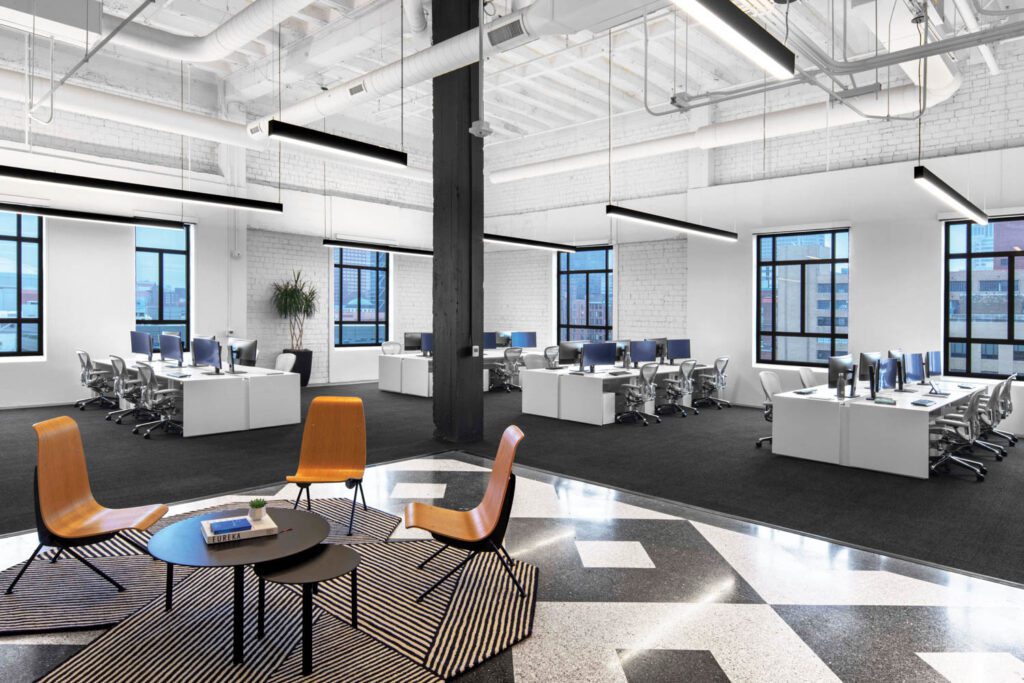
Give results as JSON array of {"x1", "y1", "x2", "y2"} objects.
[{"x1": 201, "y1": 514, "x2": 279, "y2": 544}]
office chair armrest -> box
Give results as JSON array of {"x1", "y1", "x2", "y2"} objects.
[
  {"x1": 154, "y1": 389, "x2": 183, "y2": 399},
  {"x1": 932, "y1": 417, "x2": 968, "y2": 429}
]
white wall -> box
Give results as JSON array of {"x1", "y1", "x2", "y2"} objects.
[{"x1": 483, "y1": 248, "x2": 556, "y2": 348}]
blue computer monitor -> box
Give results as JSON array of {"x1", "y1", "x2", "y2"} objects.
[
  {"x1": 193, "y1": 337, "x2": 222, "y2": 373},
  {"x1": 581, "y1": 342, "x2": 616, "y2": 371},
  {"x1": 630, "y1": 340, "x2": 658, "y2": 364},
  {"x1": 878, "y1": 358, "x2": 899, "y2": 390},
  {"x1": 511, "y1": 331, "x2": 537, "y2": 348},
  {"x1": 130, "y1": 330, "x2": 153, "y2": 361},
  {"x1": 421, "y1": 332, "x2": 434, "y2": 356},
  {"x1": 926, "y1": 351, "x2": 942, "y2": 376},
  {"x1": 160, "y1": 333, "x2": 184, "y2": 367},
  {"x1": 666, "y1": 339, "x2": 691, "y2": 361},
  {"x1": 905, "y1": 353, "x2": 925, "y2": 382},
  {"x1": 496, "y1": 331, "x2": 512, "y2": 348},
  {"x1": 483, "y1": 332, "x2": 498, "y2": 350}
]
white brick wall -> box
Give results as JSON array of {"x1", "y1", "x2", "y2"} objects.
[
  {"x1": 614, "y1": 238, "x2": 687, "y2": 339},
  {"x1": 391, "y1": 253, "x2": 433, "y2": 344},
  {"x1": 483, "y1": 248, "x2": 556, "y2": 347},
  {"x1": 246, "y1": 228, "x2": 331, "y2": 384}
]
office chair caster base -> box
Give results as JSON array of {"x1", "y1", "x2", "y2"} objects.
[{"x1": 756, "y1": 436, "x2": 772, "y2": 448}]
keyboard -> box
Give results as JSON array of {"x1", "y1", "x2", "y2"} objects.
[
  {"x1": 166, "y1": 372, "x2": 190, "y2": 379},
  {"x1": 607, "y1": 371, "x2": 631, "y2": 376}
]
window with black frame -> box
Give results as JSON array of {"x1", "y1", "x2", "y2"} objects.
[
  {"x1": 756, "y1": 229, "x2": 849, "y2": 367},
  {"x1": 558, "y1": 247, "x2": 613, "y2": 342},
  {"x1": 944, "y1": 217, "x2": 1024, "y2": 378},
  {"x1": 334, "y1": 248, "x2": 388, "y2": 346},
  {"x1": 135, "y1": 226, "x2": 189, "y2": 350},
  {"x1": 0, "y1": 211, "x2": 43, "y2": 356}
]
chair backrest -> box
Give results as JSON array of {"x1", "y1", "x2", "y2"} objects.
[
  {"x1": 639, "y1": 362, "x2": 659, "y2": 388},
  {"x1": 34, "y1": 417, "x2": 97, "y2": 539},
  {"x1": 296, "y1": 396, "x2": 366, "y2": 476},
  {"x1": 522, "y1": 353, "x2": 546, "y2": 370},
  {"x1": 76, "y1": 350, "x2": 92, "y2": 384},
  {"x1": 136, "y1": 362, "x2": 160, "y2": 408},
  {"x1": 960, "y1": 390, "x2": 983, "y2": 441},
  {"x1": 381, "y1": 342, "x2": 402, "y2": 356},
  {"x1": 759, "y1": 370, "x2": 782, "y2": 403},
  {"x1": 109, "y1": 355, "x2": 129, "y2": 398},
  {"x1": 544, "y1": 346, "x2": 559, "y2": 366},
  {"x1": 275, "y1": 352, "x2": 297, "y2": 372},
  {"x1": 472, "y1": 425, "x2": 524, "y2": 540},
  {"x1": 714, "y1": 356, "x2": 729, "y2": 385},
  {"x1": 504, "y1": 347, "x2": 524, "y2": 371},
  {"x1": 986, "y1": 381, "x2": 1004, "y2": 424},
  {"x1": 798, "y1": 367, "x2": 816, "y2": 389},
  {"x1": 1002, "y1": 376, "x2": 1014, "y2": 415},
  {"x1": 678, "y1": 359, "x2": 697, "y2": 383}
]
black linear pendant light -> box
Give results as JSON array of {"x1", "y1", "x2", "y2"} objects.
[
  {"x1": 913, "y1": 166, "x2": 989, "y2": 225},
  {"x1": 268, "y1": 121, "x2": 408, "y2": 168},
  {"x1": 606, "y1": 205, "x2": 739, "y2": 241},
  {"x1": 322, "y1": 237, "x2": 433, "y2": 257},
  {"x1": 483, "y1": 234, "x2": 579, "y2": 253},
  {"x1": 0, "y1": 165, "x2": 283, "y2": 213},
  {"x1": 0, "y1": 202, "x2": 189, "y2": 229}
]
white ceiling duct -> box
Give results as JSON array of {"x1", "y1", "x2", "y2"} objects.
[
  {"x1": 248, "y1": 0, "x2": 662, "y2": 136},
  {"x1": 102, "y1": 0, "x2": 313, "y2": 63},
  {"x1": 0, "y1": 67, "x2": 259, "y2": 149},
  {"x1": 489, "y1": 76, "x2": 961, "y2": 184}
]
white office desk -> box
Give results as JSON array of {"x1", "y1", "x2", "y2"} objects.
[
  {"x1": 522, "y1": 363, "x2": 700, "y2": 426},
  {"x1": 96, "y1": 358, "x2": 300, "y2": 438},
  {"x1": 379, "y1": 350, "x2": 534, "y2": 398},
  {"x1": 771, "y1": 381, "x2": 985, "y2": 478}
]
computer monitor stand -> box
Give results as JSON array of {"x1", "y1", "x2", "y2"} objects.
[
  {"x1": 868, "y1": 365, "x2": 877, "y2": 400},
  {"x1": 225, "y1": 354, "x2": 246, "y2": 375},
  {"x1": 894, "y1": 359, "x2": 915, "y2": 392},
  {"x1": 201, "y1": 367, "x2": 223, "y2": 376}
]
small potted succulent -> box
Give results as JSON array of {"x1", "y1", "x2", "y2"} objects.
[{"x1": 248, "y1": 498, "x2": 267, "y2": 522}]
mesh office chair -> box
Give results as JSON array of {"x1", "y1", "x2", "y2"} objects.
[
  {"x1": 105, "y1": 355, "x2": 145, "y2": 424},
  {"x1": 275, "y1": 353, "x2": 297, "y2": 372},
  {"x1": 543, "y1": 346, "x2": 559, "y2": 368},
  {"x1": 972, "y1": 381, "x2": 1010, "y2": 459},
  {"x1": 657, "y1": 359, "x2": 698, "y2": 417},
  {"x1": 522, "y1": 353, "x2": 546, "y2": 370},
  {"x1": 381, "y1": 342, "x2": 402, "y2": 356},
  {"x1": 756, "y1": 371, "x2": 781, "y2": 448},
  {"x1": 131, "y1": 363, "x2": 183, "y2": 439},
  {"x1": 616, "y1": 363, "x2": 661, "y2": 426},
  {"x1": 74, "y1": 351, "x2": 116, "y2": 410},
  {"x1": 695, "y1": 356, "x2": 731, "y2": 409},
  {"x1": 930, "y1": 390, "x2": 989, "y2": 481},
  {"x1": 992, "y1": 376, "x2": 1018, "y2": 446},
  {"x1": 491, "y1": 347, "x2": 524, "y2": 392},
  {"x1": 798, "y1": 367, "x2": 817, "y2": 389}
]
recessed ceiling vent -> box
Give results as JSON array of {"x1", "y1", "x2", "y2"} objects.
[
  {"x1": 488, "y1": 17, "x2": 525, "y2": 47},
  {"x1": 348, "y1": 82, "x2": 366, "y2": 96}
]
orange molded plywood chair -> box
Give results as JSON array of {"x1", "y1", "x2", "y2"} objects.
[
  {"x1": 287, "y1": 396, "x2": 367, "y2": 535},
  {"x1": 404, "y1": 425, "x2": 525, "y2": 602},
  {"x1": 6, "y1": 416, "x2": 168, "y2": 594}
]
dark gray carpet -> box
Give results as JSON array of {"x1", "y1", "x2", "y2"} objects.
[{"x1": 2, "y1": 384, "x2": 1023, "y2": 586}]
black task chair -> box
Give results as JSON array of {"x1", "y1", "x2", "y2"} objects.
[{"x1": 756, "y1": 371, "x2": 781, "y2": 448}]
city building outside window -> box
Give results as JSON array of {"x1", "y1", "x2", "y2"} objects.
[
  {"x1": 334, "y1": 248, "x2": 388, "y2": 346},
  {"x1": 135, "y1": 226, "x2": 188, "y2": 350},
  {"x1": 0, "y1": 211, "x2": 42, "y2": 356},
  {"x1": 558, "y1": 247, "x2": 613, "y2": 342}
]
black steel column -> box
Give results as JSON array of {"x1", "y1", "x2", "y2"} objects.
[{"x1": 432, "y1": 0, "x2": 484, "y2": 443}]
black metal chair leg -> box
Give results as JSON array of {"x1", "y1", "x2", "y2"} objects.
[
  {"x1": 66, "y1": 547, "x2": 125, "y2": 592},
  {"x1": 50, "y1": 547, "x2": 63, "y2": 563},
  {"x1": 490, "y1": 540, "x2": 526, "y2": 598},
  {"x1": 305, "y1": 486, "x2": 312, "y2": 511},
  {"x1": 358, "y1": 482, "x2": 367, "y2": 511},
  {"x1": 165, "y1": 563, "x2": 173, "y2": 611},
  {"x1": 124, "y1": 537, "x2": 151, "y2": 556},
  {"x1": 292, "y1": 486, "x2": 304, "y2": 510},
  {"x1": 5, "y1": 544, "x2": 42, "y2": 594},
  {"x1": 418, "y1": 544, "x2": 447, "y2": 570},
  {"x1": 417, "y1": 551, "x2": 475, "y2": 603},
  {"x1": 258, "y1": 576, "x2": 265, "y2": 639},
  {"x1": 347, "y1": 485, "x2": 358, "y2": 536}
]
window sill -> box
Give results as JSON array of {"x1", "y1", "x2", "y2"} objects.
[{"x1": 0, "y1": 355, "x2": 47, "y2": 363}]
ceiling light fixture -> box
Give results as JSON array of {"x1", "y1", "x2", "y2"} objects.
[
  {"x1": 0, "y1": 202, "x2": 189, "y2": 230},
  {"x1": 322, "y1": 237, "x2": 433, "y2": 257},
  {"x1": 0, "y1": 165, "x2": 283, "y2": 213},
  {"x1": 670, "y1": 0, "x2": 795, "y2": 80},
  {"x1": 607, "y1": 205, "x2": 739, "y2": 242},
  {"x1": 268, "y1": 120, "x2": 408, "y2": 168},
  {"x1": 913, "y1": 165, "x2": 989, "y2": 225},
  {"x1": 483, "y1": 234, "x2": 578, "y2": 253}
]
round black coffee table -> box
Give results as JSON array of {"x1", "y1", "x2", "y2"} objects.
[{"x1": 148, "y1": 508, "x2": 329, "y2": 665}]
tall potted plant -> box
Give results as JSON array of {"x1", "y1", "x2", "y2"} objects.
[{"x1": 271, "y1": 270, "x2": 318, "y2": 386}]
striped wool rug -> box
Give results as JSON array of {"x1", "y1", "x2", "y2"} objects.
[
  {"x1": 0, "y1": 496, "x2": 400, "y2": 635},
  {"x1": 41, "y1": 540, "x2": 537, "y2": 681}
]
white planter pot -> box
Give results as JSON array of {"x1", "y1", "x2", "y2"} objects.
[{"x1": 249, "y1": 507, "x2": 266, "y2": 522}]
